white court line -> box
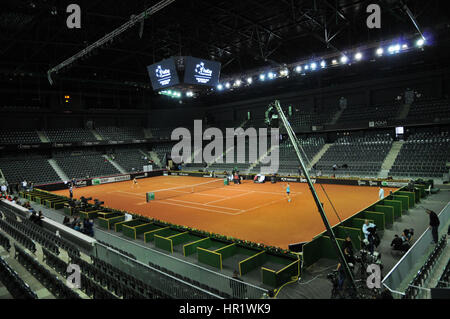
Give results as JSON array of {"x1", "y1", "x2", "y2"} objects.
[
  {"x1": 112, "y1": 190, "x2": 227, "y2": 199},
  {"x1": 166, "y1": 198, "x2": 241, "y2": 211},
  {"x1": 153, "y1": 200, "x2": 240, "y2": 215},
  {"x1": 221, "y1": 187, "x2": 301, "y2": 196},
  {"x1": 113, "y1": 190, "x2": 147, "y2": 196},
  {"x1": 205, "y1": 191, "x2": 254, "y2": 204},
  {"x1": 238, "y1": 192, "x2": 303, "y2": 215}
]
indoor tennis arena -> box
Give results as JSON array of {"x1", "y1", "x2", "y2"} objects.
[{"x1": 0, "y1": 0, "x2": 449, "y2": 305}]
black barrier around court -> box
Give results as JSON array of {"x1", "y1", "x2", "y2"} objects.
[
  {"x1": 36, "y1": 170, "x2": 165, "y2": 192},
  {"x1": 166, "y1": 170, "x2": 410, "y2": 188}
]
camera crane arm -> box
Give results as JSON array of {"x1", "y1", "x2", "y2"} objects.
[{"x1": 271, "y1": 100, "x2": 357, "y2": 293}]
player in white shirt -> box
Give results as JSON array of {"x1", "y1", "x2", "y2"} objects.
[{"x1": 378, "y1": 187, "x2": 385, "y2": 200}]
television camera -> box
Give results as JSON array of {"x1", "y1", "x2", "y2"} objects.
[
  {"x1": 80, "y1": 196, "x2": 92, "y2": 208},
  {"x1": 93, "y1": 199, "x2": 104, "y2": 210}
]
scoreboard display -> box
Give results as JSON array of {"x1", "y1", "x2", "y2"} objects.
[
  {"x1": 147, "y1": 56, "x2": 221, "y2": 91},
  {"x1": 183, "y1": 56, "x2": 221, "y2": 87},
  {"x1": 146, "y1": 57, "x2": 180, "y2": 90}
]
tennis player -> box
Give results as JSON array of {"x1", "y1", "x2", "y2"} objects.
[
  {"x1": 132, "y1": 177, "x2": 139, "y2": 189},
  {"x1": 285, "y1": 183, "x2": 291, "y2": 202}
]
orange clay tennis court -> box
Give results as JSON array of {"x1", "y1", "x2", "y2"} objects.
[{"x1": 51, "y1": 176, "x2": 397, "y2": 249}]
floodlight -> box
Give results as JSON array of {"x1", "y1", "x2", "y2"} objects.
[{"x1": 416, "y1": 38, "x2": 425, "y2": 47}]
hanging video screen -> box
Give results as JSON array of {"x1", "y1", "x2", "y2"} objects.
[
  {"x1": 183, "y1": 57, "x2": 221, "y2": 87},
  {"x1": 147, "y1": 57, "x2": 180, "y2": 90}
]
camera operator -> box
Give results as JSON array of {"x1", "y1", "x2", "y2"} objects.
[
  {"x1": 343, "y1": 236, "x2": 354, "y2": 256},
  {"x1": 335, "y1": 246, "x2": 355, "y2": 292},
  {"x1": 391, "y1": 234, "x2": 410, "y2": 252},
  {"x1": 402, "y1": 228, "x2": 414, "y2": 244},
  {"x1": 362, "y1": 220, "x2": 377, "y2": 254}
]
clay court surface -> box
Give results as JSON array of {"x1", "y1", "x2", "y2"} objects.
[{"x1": 52, "y1": 176, "x2": 397, "y2": 249}]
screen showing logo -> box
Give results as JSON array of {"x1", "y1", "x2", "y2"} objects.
[
  {"x1": 184, "y1": 56, "x2": 221, "y2": 86},
  {"x1": 147, "y1": 57, "x2": 179, "y2": 90}
]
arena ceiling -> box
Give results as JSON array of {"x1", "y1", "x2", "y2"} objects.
[{"x1": 0, "y1": 0, "x2": 448, "y2": 89}]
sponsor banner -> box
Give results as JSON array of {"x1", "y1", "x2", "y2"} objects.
[
  {"x1": 75, "y1": 180, "x2": 88, "y2": 188},
  {"x1": 52, "y1": 143, "x2": 73, "y2": 148},
  {"x1": 166, "y1": 171, "x2": 394, "y2": 188},
  {"x1": 96, "y1": 175, "x2": 131, "y2": 185},
  {"x1": 358, "y1": 180, "x2": 369, "y2": 186},
  {"x1": 381, "y1": 181, "x2": 408, "y2": 187},
  {"x1": 133, "y1": 173, "x2": 148, "y2": 179},
  {"x1": 17, "y1": 144, "x2": 42, "y2": 150},
  {"x1": 81, "y1": 141, "x2": 101, "y2": 146},
  {"x1": 37, "y1": 171, "x2": 164, "y2": 191}
]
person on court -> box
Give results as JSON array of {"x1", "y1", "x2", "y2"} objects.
[
  {"x1": 132, "y1": 177, "x2": 139, "y2": 189},
  {"x1": 378, "y1": 186, "x2": 385, "y2": 200},
  {"x1": 285, "y1": 183, "x2": 291, "y2": 202}
]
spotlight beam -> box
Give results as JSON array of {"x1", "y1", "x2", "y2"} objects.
[
  {"x1": 401, "y1": 1, "x2": 425, "y2": 40},
  {"x1": 46, "y1": 0, "x2": 176, "y2": 85}
]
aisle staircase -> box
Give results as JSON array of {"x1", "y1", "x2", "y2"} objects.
[
  {"x1": 103, "y1": 155, "x2": 126, "y2": 174},
  {"x1": 378, "y1": 141, "x2": 404, "y2": 178},
  {"x1": 91, "y1": 130, "x2": 103, "y2": 141},
  {"x1": 47, "y1": 159, "x2": 68, "y2": 182},
  {"x1": 37, "y1": 131, "x2": 49, "y2": 143},
  {"x1": 306, "y1": 144, "x2": 331, "y2": 170}
]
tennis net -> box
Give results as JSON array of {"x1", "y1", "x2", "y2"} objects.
[{"x1": 146, "y1": 179, "x2": 225, "y2": 201}]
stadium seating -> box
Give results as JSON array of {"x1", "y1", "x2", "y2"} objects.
[
  {"x1": 0, "y1": 203, "x2": 80, "y2": 257},
  {"x1": 45, "y1": 128, "x2": 96, "y2": 143},
  {"x1": 337, "y1": 104, "x2": 400, "y2": 124},
  {"x1": 0, "y1": 130, "x2": 42, "y2": 145},
  {"x1": 96, "y1": 127, "x2": 145, "y2": 141},
  {"x1": 152, "y1": 143, "x2": 176, "y2": 168},
  {"x1": 0, "y1": 231, "x2": 11, "y2": 252},
  {"x1": 3, "y1": 214, "x2": 60, "y2": 255},
  {"x1": 54, "y1": 151, "x2": 120, "y2": 180},
  {"x1": 0, "y1": 218, "x2": 36, "y2": 253},
  {"x1": 0, "y1": 156, "x2": 61, "y2": 185},
  {"x1": 149, "y1": 127, "x2": 173, "y2": 140},
  {"x1": 14, "y1": 244, "x2": 81, "y2": 299},
  {"x1": 148, "y1": 260, "x2": 231, "y2": 298},
  {"x1": 403, "y1": 236, "x2": 447, "y2": 299},
  {"x1": 315, "y1": 133, "x2": 393, "y2": 177},
  {"x1": 277, "y1": 136, "x2": 325, "y2": 175},
  {"x1": 70, "y1": 254, "x2": 163, "y2": 299},
  {"x1": 389, "y1": 131, "x2": 450, "y2": 178},
  {"x1": 407, "y1": 99, "x2": 450, "y2": 122},
  {"x1": 110, "y1": 148, "x2": 150, "y2": 173},
  {"x1": 436, "y1": 259, "x2": 450, "y2": 288},
  {"x1": 0, "y1": 256, "x2": 37, "y2": 299}
]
